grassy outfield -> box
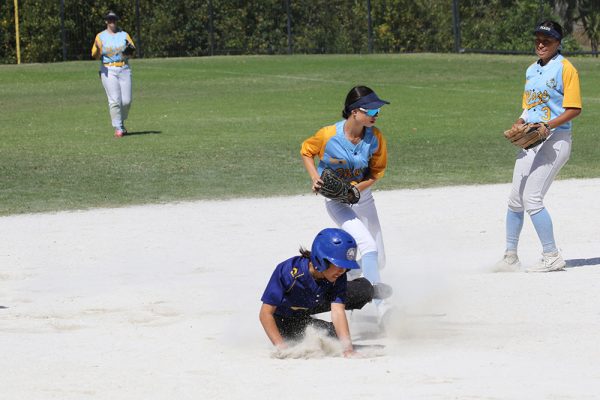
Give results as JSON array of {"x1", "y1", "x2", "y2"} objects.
[{"x1": 1, "y1": 54, "x2": 598, "y2": 215}]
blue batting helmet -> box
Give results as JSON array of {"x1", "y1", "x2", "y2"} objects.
[{"x1": 310, "y1": 228, "x2": 360, "y2": 272}]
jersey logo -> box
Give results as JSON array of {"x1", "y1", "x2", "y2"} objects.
[
  {"x1": 546, "y1": 78, "x2": 557, "y2": 90},
  {"x1": 329, "y1": 158, "x2": 346, "y2": 165}
]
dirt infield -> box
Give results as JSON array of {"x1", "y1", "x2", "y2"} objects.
[{"x1": 2, "y1": 179, "x2": 600, "y2": 399}]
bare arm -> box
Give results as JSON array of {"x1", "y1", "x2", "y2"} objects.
[
  {"x1": 330, "y1": 302, "x2": 355, "y2": 357},
  {"x1": 515, "y1": 107, "x2": 581, "y2": 128},
  {"x1": 301, "y1": 154, "x2": 323, "y2": 193},
  {"x1": 548, "y1": 107, "x2": 581, "y2": 129},
  {"x1": 354, "y1": 176, "x2": 377, "y2": 192},
  {"x1": 259, "y1": 303, "x2": 287, "y2": 349},
  {"x1": 513, "y1": 107, "x2": 581, "y2": 138}
]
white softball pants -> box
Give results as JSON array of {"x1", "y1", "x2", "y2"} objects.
[
  {"x1": 325, "y1": 189, "x2": 386, "y2": 269},
  {"x1": 507, "y1": 130, "x2": 572, "y2": 214},
  {"x1": 100, "y1": 65, "x2": 132, "y2": 130}
]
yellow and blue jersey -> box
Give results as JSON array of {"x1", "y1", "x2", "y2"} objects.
[
  {"x1": 522, "y1": 54, "x2": 582, "y2": 133},
  {"x1": 91, "y1": 29, "x2": 134, "y2": 65},
  {"x1": 261, "y1": 256, "x2": 347, "y2": 317},
  {"x1": 301, "y1": 120, "x2": 387, "y2": 183}
]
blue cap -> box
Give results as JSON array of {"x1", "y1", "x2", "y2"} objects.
[
  {"x1": 348, "y1": 91, "x2": 390, "y2": 111},
  {"x1": 534, "y1": 24, "x2": 562, "y2": 41}
]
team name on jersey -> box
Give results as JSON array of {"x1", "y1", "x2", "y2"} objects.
[
  {"x1": 525, "y1": 89, "x2": 550, "y2": 109},
  {"x1": 334, "y1": 167, "x2": 364, "y2": 180}
]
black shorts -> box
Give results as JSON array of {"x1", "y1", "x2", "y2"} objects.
[{"x1": 274, "y1": 277, "x2": 373, "y2": 340}]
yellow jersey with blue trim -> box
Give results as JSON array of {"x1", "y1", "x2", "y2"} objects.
[
  {"x1": 91, "y1": 29, "x2": 134, "y2": 65},
  {"x1": 521, "y1": 53, "x2": 581, "y2": 133},
  {"x1": 301, "y1": 120, "x2": 387, "y2": 183}
]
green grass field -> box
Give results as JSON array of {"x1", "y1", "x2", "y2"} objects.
[{"x1": 1, "y1": 54, "x2": 598, "y2": 215}]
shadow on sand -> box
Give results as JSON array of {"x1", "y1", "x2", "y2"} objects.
[{"x1": 565, "y1": 257, "x2": 600, "y2": 268}]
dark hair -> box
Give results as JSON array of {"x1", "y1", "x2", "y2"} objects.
[
  {"x1": 299, "y1": 246, "x2": 311, "y2": 258},
  {"x1": 342, "y1": 86, "x2": 374, "y2": 119},
  {"x1": 536, "y1": 20, "x2": 563, "y2": 40},
  {"x1": 300, "y1": 246, "x2": 332, "y2": 269}
]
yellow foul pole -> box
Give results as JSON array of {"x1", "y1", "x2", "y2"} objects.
[{"x1": 14, "y1": 0, "x2": 21, "y2": 64}]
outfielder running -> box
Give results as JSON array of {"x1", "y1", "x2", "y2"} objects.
[
  {"x1": 259, "y1": 228, "x2": 373, "y2": 357},
  {"x1": 91, "y1": 11, "x2": 135, "y2": 138},
  {"x1": 496, "y1": 20, "x2": 582, "y2": 273},
  {"x1": 301, "y1": 86, "x2": 393, "y2": 322}
]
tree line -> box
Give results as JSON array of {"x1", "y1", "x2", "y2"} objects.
[{"x1": 1, "y1": 0, "x2": 598, "y2": 64}]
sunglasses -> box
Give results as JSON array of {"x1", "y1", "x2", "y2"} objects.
[{"x1": 359, "y1": 107, "x2": 380, "y2": 117}]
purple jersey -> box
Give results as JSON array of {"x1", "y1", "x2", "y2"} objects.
[{"x1": 261, "y1": 256, "x2": 347, "y2": 317}]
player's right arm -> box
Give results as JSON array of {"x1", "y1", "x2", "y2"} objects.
[
  {"x1": 301, "y1": 154, "x2": 322, "y2": 192},
  {"x1": 330, "y1": 302, "x2": 357, "y2": 357},
  {"x1": 259, "y1": 303, "x2": 287, "y2": 349},
  {"x1": 91, "y1": 34, "x2": 102, "y2": 59},
  {"x1": 301, "y1": 127, "x2": 334, "y2": 192}
]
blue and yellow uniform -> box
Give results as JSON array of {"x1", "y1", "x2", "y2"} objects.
[
  {"x1": 91, "y1": 15, "x2": 135, "y2": 137},
  {"x1": 301, "y1": 117, "x2": 388, "y2": 285},
  {"x1": 497, "y1": 21, "x2": 583, "y2": 273},
  {"x1": 91, "y1": 30, "x2": 135, "y2": 67},
  {"x1": 301, "y1": 120, "x2": 387, "y2": 184},
  {"x1": 261, "y1": 256, "x2": 347, "y2": 317},
  {"x1": 522, "y1": 53, "x2": 581, "y2": 132},
  {"x1": 261, "y1": 255, "x2": 372, "y2": 339}
]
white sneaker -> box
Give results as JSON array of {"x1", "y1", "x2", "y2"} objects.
[
  {"x1": 526, "y1": 252, "x2": 566, "y2": 273},
  {"x1": 376, "y1": 300, "x2": 398, "y2": 332},
  {"x1": 493, "y1": 251, "x2": 521, "y2": 272}
]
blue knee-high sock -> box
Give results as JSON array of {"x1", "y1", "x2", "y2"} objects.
[
  {"x1": 506, "y1": 209, "x2": 524, "y2": 252},
  {"x1": 360, "y1": 252, "x2": 380, "y2": 285},
  {"x1": 530, "y1": 208, "x2": 557, "y2": 253}
]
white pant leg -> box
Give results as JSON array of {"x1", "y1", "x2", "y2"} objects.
[
  {"x1": 325, "y1": 189, "x2": 386, "y2": 268},
  {"x1": 349, "y1": 189, "x2": 386, "y2": 269},
  {"x1": 100, "y1": 65, "x2": 123, "y2": 129},
  {"x1": 508, "y1": 131, "x2": 572, "y2": 214},
  {"x1": 117, "y1": 66, "x2": 132, "y2": 123}
]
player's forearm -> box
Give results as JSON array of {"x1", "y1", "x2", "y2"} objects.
[
  {"x1": 301, "y1": 155, "x2": 319, "y2": 180},
  {"x1": 355, "y1": 177, "x2": 376, "y2": 192},
  {"x1": 331, "y1": 305, "x2": 353, "y2": 352},
  {"x1": 548, "y1": 108, "x2": 581, "y2": 129},
  {"x1": 259, "y1": 306, "x2": 286, "y2": 348}
]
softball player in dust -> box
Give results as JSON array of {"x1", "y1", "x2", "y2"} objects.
[
  {"x1": 91, "y1": 11, "x2": 135, "y2": 138},
  {"x1": 259, "y1": 228, "x2": 374, "y2": 357},
  {"x1": 495, "y1": 20, "x2": 582, "y2": 273},
  {"x1": 301, "y1": 86, "x2": 394, "y2": 324}
]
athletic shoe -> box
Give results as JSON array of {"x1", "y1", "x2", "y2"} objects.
[
  {"x1": 526, "y1": 252, "x2": 566, "y2": 273},
  {"x1": 493, "y1": 251, "x2": 521, "y2": 272},
  {"x1": 121, "y1": 126, "x2": 128, "y2": 135},
  {"x1": 373, "y1": 283, "x2": 393, "y2": 300},
  {"x1": 114, "y1": 129, "x2": 124, "y2": 138},
  {"x1": 377, "y1": 300, "x2": 398, "y2": 332}
]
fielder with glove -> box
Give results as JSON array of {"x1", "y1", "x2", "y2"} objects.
[
  {"x1": 301, "y1": 86, "x2": 396, "y2": 326},
  {"x1": 495, "y1": 20, "x2": 582, "y2": 274},
  {"x1": 91, "y1": 11, "x2": 135, "y2": 138}
]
